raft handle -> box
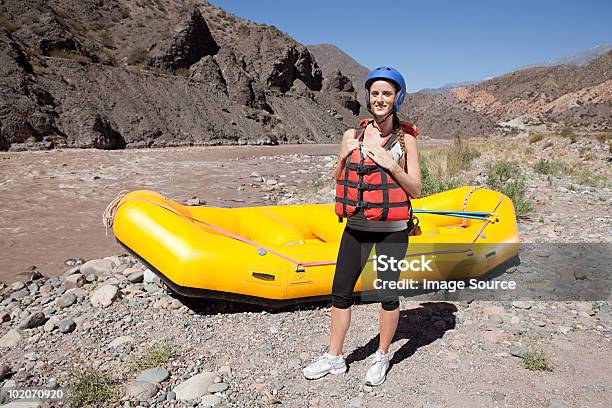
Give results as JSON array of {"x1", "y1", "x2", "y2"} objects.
[{"x1": 252, "y1": 272, "x2": 276, "y2": 281}]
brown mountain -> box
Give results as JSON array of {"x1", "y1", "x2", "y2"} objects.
[
  {"x1": 451, "y1": 51, "x2": 612, "y2": 130},
  {"x1": 312, "y1": 44, "x2": 612, "y2": 137},
  {"x1": 0, "y1": 0, "x2": 361, "y2": 151}
]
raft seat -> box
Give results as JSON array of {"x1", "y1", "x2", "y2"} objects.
[
  {"x1": 306, "y1": 206, "x2": 342, "y2": 243},
  {"x1": 238, "y1": 208, "x2": 306, "y2": 248}
]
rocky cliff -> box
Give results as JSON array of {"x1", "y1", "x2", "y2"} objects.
[
  {"x1": 0, "y1": 0, "x2": 361, "y2": 151},
  {"x1": 308, "y1": 43, "x2": 370, "y2": 103}
]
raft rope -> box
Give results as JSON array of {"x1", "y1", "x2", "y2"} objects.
[
  {"x1": 460, "y1": 186, "x2": 483, "y2": 227},
  {"x1": 103, "y1": 187, "x2": 500, "y2": 271},
  {"x1": 103, "y1": 190, "x2": 130, "y2": 236}
]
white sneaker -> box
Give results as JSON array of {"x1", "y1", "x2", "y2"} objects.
[
  {"x1": 302, "y1": 352, "x2": 347, "y2": 380},
  {"x1": 364, "y1": 350, "x2": 390, "y2": 386}
]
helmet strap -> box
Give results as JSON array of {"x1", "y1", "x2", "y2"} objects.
[{"x1": 375, "y1": 111, "x2": 394, "y2": 125}]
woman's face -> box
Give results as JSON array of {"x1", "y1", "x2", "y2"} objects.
[{"x1": 369, "y1": 80, "x2": 397, "y2": 117}]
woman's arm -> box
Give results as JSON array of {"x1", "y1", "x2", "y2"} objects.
[
  {"x1": 331, "y1": 129, "x2": 359, "y2": 181},
  {"x1": 388, "y1": 135, "x2": 422, "y2": 198}
]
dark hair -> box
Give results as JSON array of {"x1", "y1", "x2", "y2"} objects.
[{"x1": 392, "y1": 112, "x2": 404, "y2": 133}]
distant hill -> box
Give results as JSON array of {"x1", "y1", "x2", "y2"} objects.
[
  {"x1": 417, "y1": 79, "x2": 485, "y2": 95},
  {"x1": 308, "y1": 44, "x2": 369, "y2": 102},
  {"x1": 517, "y1": 44, "x2": 612, "y2": 70},
  {"x1": 311, "y1": 43, "x2": 612, "y2": 137},
  {"x1": 419, "y1": 45, "x2": 612, "y2": 95},
  {"x1": 451, "y1": 50, "x2": 612, "y2": 131}
]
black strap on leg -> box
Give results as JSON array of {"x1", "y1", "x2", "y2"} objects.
[{"x1": 407, "y1": 206, "x2": 419, "y2": 236}]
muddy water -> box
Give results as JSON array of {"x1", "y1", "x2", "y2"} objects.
[{"x1": 0, "y1": 144, "x2": 340, "y2": 284}]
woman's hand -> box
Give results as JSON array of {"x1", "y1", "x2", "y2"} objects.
[
  {"x1": 389, "y1": 134, "x2": 422, "y2": 198},
  {"x1": 340, "y1": 138, "x2": 360, "y2": 161},
  {"x1": 332, "y1": 129, "x2": 360, "y2": 180},
  {"x1": 367, "y1": 146, "x2": 397, "y2": 171}
]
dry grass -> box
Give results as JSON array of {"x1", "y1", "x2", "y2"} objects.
[
  {"x1": 47, "y1": 49, "x2": 92, "y2": 63},
  {"x1": 127, "y1": 341, "x2": 175, "y2": 371},
  {"x1": 559, "y1": 127, "x2": 578, "y2": 143},
  {"x1": 174, "y1": 67, "x2": 190, "y2": 77},
  {"x1": 522, "y1": 351, "x2": 553, "y2": 372},
  {"x1": 527, "y1": 132, "x2": 545, "y2": 144},
  {"x1": 592, "y1": 131, "x2": 612, "y2": 144},
  {"x1": 127, "y1": 47, "x2": 149, "y2": 65},
  {"x1": 421, "y1": 136, "x2": 480, "y2": 179},
  {"x1": 0, "y1": 15, "x2": 20, "y2": 32},
  {"x1": 533, "y1": 158, "x2": 560, "y2": 175},
  {"x1": 571, "y1": 170, "x2": 611, "y2": 188},
  {"x1": 485, "y1": 161, "x2": 533, "y2": 215},
  {"x1": 146, "y1": 66, "x2": 191, "y2": 77},
  {"x1": 68, "y1": 368, "x2": 121, "y2": 407},
  {"x1": 31, "y1": 64, "x2": 49, "y2": 74},
  {"x1": 102, "y1": 50, "x2": 119, "y2": 67},
  {"x1": 99, "y1": 30, "x2": 114, "y2": 48},
  {"x1": 578, "y1": 146, "x2": 594, "y2": 161},
  {"x1": 419, "y1": 137, "x2": 481, "y2": 195}
]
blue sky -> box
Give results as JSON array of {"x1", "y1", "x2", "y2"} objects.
[{"x1": 208, "y1": 0, "x2": 612, "y2": 92}]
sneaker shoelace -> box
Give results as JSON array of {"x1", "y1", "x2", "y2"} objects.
[
  {"x1": 371, "y1": 352, "x2": 387, "y2": 365},
  {"x1": 326, "y1": 354, "x2": 344, "y2": 366},
  {"x1": 313, "y1": 353, "x2": 338, "y2": 367}
]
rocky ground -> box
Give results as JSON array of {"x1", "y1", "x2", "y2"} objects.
[{"x1": 0, "y1": 133, "x2": 611, "y2": 407}]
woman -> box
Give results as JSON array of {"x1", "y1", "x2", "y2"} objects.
[{"x1": 303, "y1": 66, "x2": 421, "y2": 386}]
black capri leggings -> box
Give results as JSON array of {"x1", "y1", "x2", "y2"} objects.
[{"x1": 332, "y1": 226, "x2": 409, "y2": 311}]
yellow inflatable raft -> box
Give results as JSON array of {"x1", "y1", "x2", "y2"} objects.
[{"x1": 106, "y1": 187, "x2": 519, "y2": 305}]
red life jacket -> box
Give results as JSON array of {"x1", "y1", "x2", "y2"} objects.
[{"x1": 335, "y1": 120, "x2": 418, "y2": 222}]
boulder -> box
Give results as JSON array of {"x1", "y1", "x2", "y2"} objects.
[
  {"x1": 125, "y1": 381, "x2": 158, "y2": 400},
  {"x1": 189, "y1": 56, "x2": 227, "y2": 94},
  {"x1": 18, "y1": 312, "x2": 46, "y2": 329},
  {"x1": 80, "y1": 259, "x2": 116, "y2": 276},
  {"x1": 172, "y1": 372, "x2": 216, "y2": 401},
  {"x1": 90, "y1": 284, "x2": 119, "y2": 308},
  {"x1": 32, "y1": 13, "x2": 98, "y2": 62},
  {"x1": 63, "y1": 273, "x2": 85, "y2": 290},
  {"x1": 324, "y1": 70, "x2": 354, "y2": 92},
  {"x1": 0, "y1": 329, "x2": 24, "y2": 348}
]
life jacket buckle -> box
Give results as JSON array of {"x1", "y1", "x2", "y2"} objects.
[
  {"x1": 357, "y1": 182, "x2": 371, "y2": 190},
  {"x1": 356, "y1": 201, "x2": 370, "y2": 209}
]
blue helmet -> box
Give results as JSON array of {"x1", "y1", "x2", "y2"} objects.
[{"x1": 365, "y1": 66, "x2": 406, "y2": 112}]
